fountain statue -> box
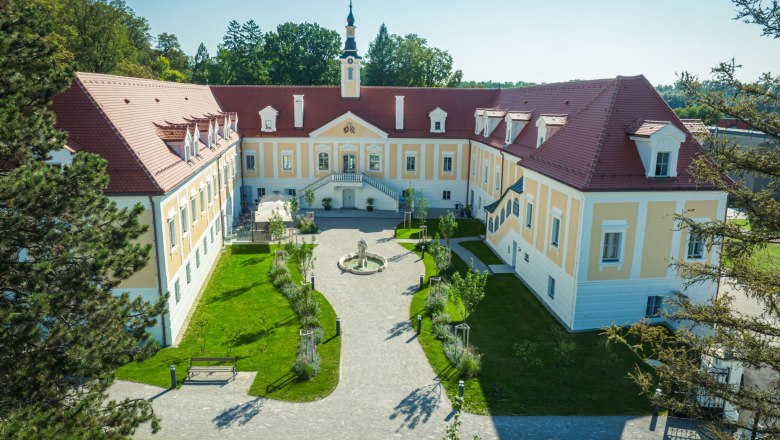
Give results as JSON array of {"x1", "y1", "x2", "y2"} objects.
[
  {"x1": 357, "y1": 239, "x2": 367, "y2": 269},
  {"x1": 337, "y1": 237, "x2": 388, "y2": 275}
]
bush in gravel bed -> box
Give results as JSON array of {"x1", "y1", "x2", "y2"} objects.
[
  {"x1": 280, "y1": 282, "x2": 301, "y2": 299},
  {"x1": 272, "y1": 271, "x2": 292, "y2": 288}
]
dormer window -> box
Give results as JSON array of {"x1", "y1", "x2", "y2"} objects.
[
  {"x1": 259, "y1": 106, "x2": 279, "y2": 133},
  {"x1": 627, "y1": 120, "x2": 685, "y2": 178},
  {"x1": 504, "y1": 112, "x2": 531, "y2": 145},
  {"x1": 474, "y1": 109, "x2": 485, "y2": 134},
  {"x1": 535, "y1": 114, "x2": 567, "y2": 148},
  {"x1": 483, "y1": 109, "x2": 506, "y2": 137},
  {"x1": 429, "y1": 107, "x2": 447, "y2": 133}
]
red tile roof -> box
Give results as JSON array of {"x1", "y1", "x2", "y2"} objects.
[
  {"x1": 51, "y1": 73, "x2": 240, "y2": 194},
  {"x1": 626, "y1": 119, "x2": 670, "y2": 137}
]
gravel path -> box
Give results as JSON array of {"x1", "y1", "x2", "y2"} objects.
[{"x1": 110, "y1": 218, "x2": 700, "y2": 439}]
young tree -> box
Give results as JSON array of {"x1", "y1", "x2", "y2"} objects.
[
  {"x1": 415, "y1": 195, "x2": 430, "y2": 228},
  {"x1": 268, "y1": 208, "x2": 287, "y2": 247},
  {"x1": 0, "y1": 2, "x2": 164, "y2": 436},
  {"x1": 438, "y1": 210, "x2": 459, "y2": 246},
  {"x1": 304, "y1": 188, "x2": 316, "y2": 209},
  {"x1": 449, "y1": 260, "x2": 488, "y2": 322},
  {"x1": 428, "y1": 234, "x2": 452, "y2": 276},
  {"x1": 286, "y1": 197, "x2": 300, "y2": 221},
  {"x1": 607, "y1": 2, "x2": 780, "y2": 438}
]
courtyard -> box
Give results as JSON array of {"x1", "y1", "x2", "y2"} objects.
[{"x1": 111, "y1": 216, "x2": 699, "y2": 439}]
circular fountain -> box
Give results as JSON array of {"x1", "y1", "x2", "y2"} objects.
[{"x1": 338, "y1": 239, "x2": 388, "y2": 275}]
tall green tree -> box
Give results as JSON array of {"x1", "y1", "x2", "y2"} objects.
[
  {"x1": 607, "y1": 1, "x2": 780, "y2": 438},
  {"x1": 155, "y1": 32, "x2": 188, "y2": 73},
  {"x1": 265, "y1": 22, "x2": 341, "y2": 85},
  {"x1": 0, "y1": 1, "x2": 164, "y2": 437},
  {"x1": 191, "y1": 43, "x2": 212, "y2": 84},
  {"x1": 212, "y1": 19, "x2": 268, "y2": 85},
  {"x1": 364, "y1": 23, "x2": 396, "y2": 86}
]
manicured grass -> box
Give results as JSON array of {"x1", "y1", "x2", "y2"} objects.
[
  {"x1": 729, "y1": 219, "x2": 780, "y2": 271},
  {"x1": 395, "y1": 218, "x2": 485, "y2": 239},
  {"x1": 116, "y1": 244, "x2": 340, "y2": 402},
  {"x1": 403, "y1": 243, "x2": 653, "y2": 415},
  {"x1": 459, "y1": 240, "x2": 504, "y2": 265}
]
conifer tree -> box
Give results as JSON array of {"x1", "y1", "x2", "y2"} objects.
[
  {"x1": 0, "y1": 1, "x2": 164, "y2": 437},
  {"x1": 364, "y1": 23, "x2": 396, "y2": 86},
  {"x1": 607, "y1": 2, "x2": 780, "y2": 438}
]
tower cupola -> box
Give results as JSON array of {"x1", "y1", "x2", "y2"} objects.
[{"x1": 340, "y1": 1, "x2": 361, "y2": 99}]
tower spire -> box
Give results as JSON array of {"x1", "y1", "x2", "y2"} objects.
[
  {"x1": 347, "y1": 0, "x2": 354, "y2": 26},
  {"x1": 341, "y1": 1, "x2": 360, "y2": 59}
]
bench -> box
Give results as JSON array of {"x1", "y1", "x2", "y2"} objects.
[{"x1": 187, "y1": 357, "x2": 237, "y2": 380}]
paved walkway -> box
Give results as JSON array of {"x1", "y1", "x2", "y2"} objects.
[{"x1": 110, "y1": 218, "x2": 700, "y2": 439}]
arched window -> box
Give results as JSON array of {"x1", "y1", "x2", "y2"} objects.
[
  {"x1": 348, "y1": 67, "x2": 354, "y2": 80},
  {"x1": 488, "y1": 218, "x2": 494, "y2": 233},
  {"x1": 318, "y1": 152, "x2": 330, "y2": 171},
  {"x1": 513, "y1": 198, "x2": 520, "y2": 216}
]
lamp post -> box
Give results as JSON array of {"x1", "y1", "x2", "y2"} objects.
[
  {"x1": 169, "y1": 364, "x2": 177, "y2": 389},
  {"x1": 417, "y1": 315, "x2": 422, "y2": 334},
  {"x1": 421, "y1": 244, "x2": 426, "y2": 259}
]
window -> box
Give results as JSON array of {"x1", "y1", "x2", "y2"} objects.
[
  {"x1": 287, "y1": 188, "x2": 297, "y2": 196},
  {"x1": 488, "y1": 218, "x2": 494, "y2": 233},
  {"x1": 551, "y1": 217, "x2": 561, "y2": 248},
  {"x1": 442, "y1": 155, "x2": 453, "y2": 173},
  {"x1": 687, "y1": 230, "x2": 705, "y2": 259},
  {"x1": 512, "y1": 198, "x2": 520, "y2": 217},
  {"x1": 538, "y1": 135, "x2": 545, "y2": 145},
  {"x1": 222, "y1": 165, "x2": 228, "y2": 186},
  {"x1": 203, "y1": 237, "x2": 208, "y2": 255},
  {"x1": 181, "y1": 205, "x2": 188, "y2": 234},
  {"x1": 264, "y1": 120, "x2": 272, "y2": 130},
  {"x1": 257, "y1": 187, "x2": 265, "y2": 199},
  {"x1": 191, "y1": 197, "x2": 197, "y2": 224},
  {"x1": 524, "y1": 252, "x2": 529, "y2": 262},
  {"x1": 478, "y1": 196, "x2": 482, "y2": 210},
  {"x1": 602, "y1": 232, "x2": 622, "y2": 262},
  {"x1": 655, "y1": 152, "x2": 670, "y2": 177},
  {"x1": 369, "y1": 153, "x2": 381, "y2": 171},
  {"x1": 495, "y1": 169, "x2": 500, "y2": 191},
  {"x1": 210, "y1": 224, "x2": 214, "y2": 243},
  {"x1": 168, "y1": 218, "x2": 176, "y2": 249},
  {"x1": 186, "y1": 262, "x2": 191, "y2": 284},
  {"x1": 405, "y1": 155, "x2": 416, "y2": 172},
  {"x1": 216, "y1": 215, "x2": 221, "y2": 235},
  {"x1": 347, "y1": 67, "x2": 354, "y2": 80},
  {"x1": 646, "y1": 296, "x2": 663, "y2": 318},
  {"x1": 199, "y1": 188, "x2": 205, "y2": 214},
  {"x1": 207, "y1": 179, "x2": 213, "y2": 204},
  {"x1": 195, "y1": 249, "x2": 201, "y2": 268},
  {"x1": 174, "y1": 279, "x2": 181, "y2": 303},
  {"x1": 525, "y1": 202, "x2": 533, "y2": 229},
  {"x1": 483, "y1": 161, "x2": 488, "y2": 183},
  {"x1": 318, "y1": 152, "x2": 329, "y2": 171},
  {"x1": 547, "y1": 276, "x2": 555, "y2": 299},
  {"x1": 245, "y1": 154, "x2": 256, "y2": 170},
  {"x1": 442, "y1": 190, "x2": 451, "y2": 200},
  {"x1": 434, "y1": 121, "x2": 441, "y2": 131},
  {"x1": 282, "y1": 154, "x2": 293, "y2": 171},
  {"x1": 471, "y1": 154, "x2": 476, "y2": 175},
  {"x1": 500, "y1": 207, "x2": 506, "y2": 225}
]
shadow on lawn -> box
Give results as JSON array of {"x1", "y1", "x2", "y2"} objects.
[
  {"x1": 213, "y1": 397, "x2": 264, "y2": 429},
  {"x1": 389, "y1": 382, "x2": 443, "y2": 431},
  {"x1": 231, "y1": 244, "x2": 270, "y2": 255},
  {"x1": 207, "y1": 282, "x2": 263, "y2": 304},
  {"x1": 264, "y1": 371, "x2": 297, "y2": 395}
]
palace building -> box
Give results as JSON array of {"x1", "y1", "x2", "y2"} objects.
[{"x1": 50, "y1": 4, "x2": 726, "y2": 344}]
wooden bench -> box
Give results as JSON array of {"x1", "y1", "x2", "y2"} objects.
[{"x1": 187, "y1": 357, "x2": 237, "y2": 380}]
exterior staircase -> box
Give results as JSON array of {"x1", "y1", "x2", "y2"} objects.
[{"x1": 299, "y1": 172, "x2": 400, "y2": 211}]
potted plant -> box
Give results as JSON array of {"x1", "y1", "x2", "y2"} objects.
[
  {"x1": 464, "y1": 204, "x2": 473, "y2": 218},
  {"x1": 322, "y1": 197, "x2": 332, "y2": 211},
  {"x1": 366, "y1": 198, "x2": 375, "y2": 212}
]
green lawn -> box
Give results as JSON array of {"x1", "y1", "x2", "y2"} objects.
[
  {"x1": 403, "y1": 243, "x2": 653, "y2": 415},
  {"x1": 395, "y1": 218, "x2": 485, "y2": 239},
  {"x1": 459, "y1": 240, "x2": 504, "y2": 265},
  {"x1": 729, "y1": 219, "x2": 780, "y2": 271},
  {"x1": 116, "y1": 244, "x2": 340, "y2": 402}
]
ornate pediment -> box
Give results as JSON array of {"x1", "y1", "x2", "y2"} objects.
[{"x1": 308, "y1": 111, "x2": 388, "y2": 138}]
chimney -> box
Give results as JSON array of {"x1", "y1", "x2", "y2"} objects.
[
  {"x1": 395, "y1": 96, "x2": 404, "y2": 131},
  {"x1": 294, "y1": 95, "x2": 304, "y2": 128}
]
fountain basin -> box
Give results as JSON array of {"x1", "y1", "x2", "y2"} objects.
[{"x1": 338, "y1": 252, "x2": 388, "y2": 275}]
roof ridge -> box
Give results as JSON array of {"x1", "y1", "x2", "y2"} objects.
[
  {"x1": 73, "y1": 76, "x2": 162, "y2": 193},
  {"x1": 582, "y1": 77, "x2": 623, "y2": 188}
]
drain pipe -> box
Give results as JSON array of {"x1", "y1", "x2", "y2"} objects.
[
  {"x1": 466, "y1": 139, "x2": 473, "y2": 210},
  {"x1": 148, "y1": 194, "x2": 168, "y2": 347}
]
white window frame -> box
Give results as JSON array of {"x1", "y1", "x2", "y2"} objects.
[
  {"x1": 174, "y1": 279, "x2": 181, "y2": 303},
  {"x1": 405, "y1": 153, "x2": 417, "y2": 173},
  {"x1": 180, "y1": 204, "x2": 189, "y2": 235},
  {"x1": 195, "y1": 249, "x2": 201, "y2": 268},
  {"x1": 318, "y1": 152, "x2": 330, "y2": 171},
  {"x1": 199, "y1": 188, "x2": 205, "y2": 215},
  {"x1": 186, "y1": 262, "x2": 192, "y2": 284},
  {"x1": 495, "y1": 168, "x2": 500, "y2": 192},
  {"x1": 168, "y1": 216, "x2": 176, "y2": 250},
  {"x1": 207, "y1": 178, "x2": 213, "y2": 205},
  {"x1": 442, "y1": 190, "x2": 451, "y2": 200},
  {"x1": 442, "y1": 154, "x2": 454, "y2": 173},
  {"x1": 282, "y1": 153, "x2": 293, "y2": 171},
  {"x1": 547, "y1": 276, "x2": 555, "y2": 299},
  {"x1": 685, "y1": 218, "x2": 710, "y2": 260},
  {"x1": 483, "y1": 160, "x2": 488, "y2": 183},
  {"x1": 471, "y1": 154, "x2": 476, "y2": 175},
  {"x1": 368, "y1": 152, "x2": 382, "y2": 172},
  {"x1": 245, "y1": 152, "x2": 256, "y2": 171},
  {"x1": 550, "y1": 215, "x2": 561, "y2": 249},
  {"x1": 513, "y1": 198, "x2": 520, "y2": 217},
  {"x1": 599, "y1": 220, "x2": 629, "y2": 271},
  {"x1": 655, "y1": 151, "x2": 671, "y2": 177},
  {"x1": 645, "y1": 295, "x2": 664, "y2": 318},
  {"x1": 525, "y1": 200, "x2": 534, "y2": 230}
]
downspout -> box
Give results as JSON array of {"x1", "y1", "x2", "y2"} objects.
[
  {"x1": 499, "y1": 150, "x2": 506, "y2": 194},
  {"x1": 466, "y1": 139, "x2": 473, "y2": 210},
  {"x1": 148, "y1": 195, "x2": 168, "y2": 347},
  {"x1": 217, "y1": 151, "x2": 226, "y2": 239}
]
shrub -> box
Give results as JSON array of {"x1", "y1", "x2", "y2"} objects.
[
  {"x1": 443, "y1": 339, "x2": 464, "y2": 366},
  {"x1": 432, "y1": 322, "x2": 452, "y2": 341},
  {"x1": 424, "y1": 291, "x2": 447, "y2": 316},
  {"x1": 458, "y1": 346, "x2": 482, "y2": 378},
  {"x1": 310, "y1": 326, "x2": 324, "y2": 344},
  {"x1": 432, "y1": 313, "x2": 451, "y2": 326},
  {"x1": 280, "y1": 282, "x2": 301, "y2": 300},
  {"x1": 269, "y1": 264, "x2": 289, "y2": 279},
  {"x1": 292, "y1": 349, "x2": 321, "y2": 380},
  {"x1": 298, "y1": 217, "x2": 319, "y2": 234},
  {"x1": 299, "y1": 313, "x2": 321, "y2": 330},
  {"x1": 272, "y1": 271, "x2": 292, "y2": 288},
  {"x1": 294, "y1": 295, "x2": 320, "y2": 319}
]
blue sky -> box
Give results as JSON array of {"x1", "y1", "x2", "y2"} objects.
[{"x1": 126, "y1": 0, "x2": 778, "y2": 85}]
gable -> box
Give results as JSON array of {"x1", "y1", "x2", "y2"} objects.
[{"x1": 309, "y1": 111, "x2": 389, "y2": 138}]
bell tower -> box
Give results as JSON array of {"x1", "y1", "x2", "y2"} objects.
[{"x1": 340, "y1": 1, "x2": 361, "y2": 99}]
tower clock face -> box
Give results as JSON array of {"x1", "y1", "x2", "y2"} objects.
[{"x1": 347, "y1": 57, "x2": 354, "y2": 64}]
